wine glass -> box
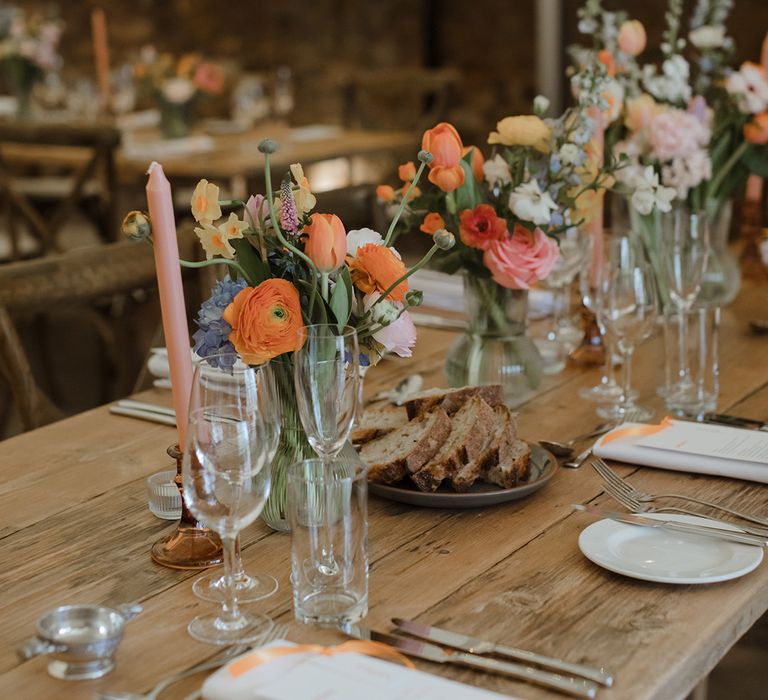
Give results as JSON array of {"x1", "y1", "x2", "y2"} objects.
[
  {"x1": 596, "y1": 232, "x2": 659, "y2": 422},
  {"x1": 293, "y1": 325, "x2": 361, "y2": 576},
  {"x1": 659, "y1": 205, "x2": 710, "y2": 401},
  {"x1": 182, "y1": 404, "x2": 274, "y2": 644},
  {"x1": 189, "y1": 354, "x2": 280, "y2": 604}
]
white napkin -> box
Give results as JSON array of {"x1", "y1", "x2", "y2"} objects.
[
  {"x1": 147, "y1": 347, "x2": 198, "y2": 390},
  {"x1": 408, "y1": 269, "x2": 464, "y2": 312},
  {"x1": 593, "y1": 419, "x2": 768, "y2": 483},
  {"x1": 202, "y1": 640, "x2": 511, "y2": 700}
]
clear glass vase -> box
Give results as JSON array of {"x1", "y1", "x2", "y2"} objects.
[
  {"x1": 699, "y1": 199, "x2": 741, "y2": 306},
  {"x1": 158, "y1": 97, "x2": 193, "y2": 139},
  {"x1": 444, "y1": 275, "x2": 542, "y2": 408}
]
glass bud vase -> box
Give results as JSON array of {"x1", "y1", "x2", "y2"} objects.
[
  {"x1": 158, "y1": 97, "x2": 193, "y2": 139},
  {"x1": 699, "y1": 199, "x2": 740, "y2": 306},
  {"x1": 444, "y1": 275, "x2": 542, "y2": 408}
]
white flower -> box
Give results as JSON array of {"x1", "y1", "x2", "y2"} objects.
[
  {"x1": 508, "y1": 179, "x2": 558, "y2": 226},
  {"x1": 661, "y1": 150, "x2": 712, "y2": 199},
  {"x1": 482, "y1": 154, "x2": 511, "y2": 188},
  {"x1": 726, "y1": 63, "x2": 768, "y2": 114},
  {"x1": 346, "y1": 227, "x2": 382, "y2": 256},
  {"x1": 533, "y1": 95, "x2": 550, "y2": 116},
  {"x1": 689, "y1": 25, "x2": 725, "y2": 50},
  {"x1": 630, "y1": 166, "x2": 677, "y2": 215},
  {"x1": 558, "y1": 143, "x2": 581, "y2": 166},
  {"x1": 161, "y1": 77, "x2": 195, "y2": 104},
  {"x1": 642, "y1": 55, "x2": 692, "y2": 104}
]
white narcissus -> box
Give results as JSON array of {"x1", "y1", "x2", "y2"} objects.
[
  {"x1": 507, "y1": 179, "x2": 558, "y2": 226},
  {"x1": 631, "y1": 166, "x2": 676, "y2": 216}
]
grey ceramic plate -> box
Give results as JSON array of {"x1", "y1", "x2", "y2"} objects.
[{"x1": 368, "y1": 443, "x2": 557, "y2": 509}]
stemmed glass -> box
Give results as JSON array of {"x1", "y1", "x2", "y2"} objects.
[
  {"x1": 595, "y1": 231, "x2": 659, "y2": 422},
  {"x1": 189, "y1": 355, "x2": 280, "y2": 604},
  {"x1": 293, "y1": 325, "x2": 361, "y2": 575},
  {"x1": 659, "y1": 205, "x2": 710, "y2": 401},
  {"x1": 182, "y1": 403, "x2": 275, "y2": 644}
]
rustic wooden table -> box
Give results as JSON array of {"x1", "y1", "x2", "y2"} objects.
[{"x1": 2, "y1": 281, "x2": 768, "y2": 700}]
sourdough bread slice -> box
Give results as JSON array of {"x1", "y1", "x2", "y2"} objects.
[
  {"x1": 404, "y1": 384, "x2": 503, "y2": 420},
  {"x1": 411, "y1": 397, "x2": 496, "y2": 492},
  {"x1": 484, "y1": 438, "x2": 531, "y2": 489},
  {"x1": 360, "y1": 408, "x2": 451, "y2": 484},
  {"x1": 351, "y1": 406, "x2": 408, "y2": 445},
  {"x1": 450, "y1": 404, "x2": 518, "y2": 492}
]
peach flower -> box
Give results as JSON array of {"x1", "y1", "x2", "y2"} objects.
[
  {"x1": 598, "y1": 50, "x2": 616, "y2": 77},
  {"x1": 422, "y1": 122, "x2": 465, "y2": 192},
  {"x1": 399, "y1": 183, "x2": 421, "y2": 202},
  {"x1": 376, "y1": 184, "x2": 396, "y2": 202},
  {"x1": 348, "y1": 243, "x2": 408, "y2": 302},
  {"x1": 303, "y1": 213, "x2": 347, "y2": 272},
  {"x1": 462, "y1": 145, "x2": 485, "y2": 182},
  {"x1": 191, "y1": 179, "x2": 222, "y2": 223},
  {"x1": 745, "y1": 112, "x2": 768, "y2": 144},
  {"x1": 625, "y1": 93, "x2": 659, "y2": 132},
  {"x1": 459, "y1": 204, "x2": 507, "y2": 250},
  {"x1": 398, "y1": 161, "x2": 416, "y2": 182},
  {"x1": 618, "y1": 20, "x2": 647, "y2": 56},
  {"x1": 483, "y1": 225, "x2": 559, "y2": 290},
  {"x1": 223, "y1": 279, "x2": 305, "y2": 364},
  {"x1": 420, "y1": 212, "x2": 445, "y2": 235}
]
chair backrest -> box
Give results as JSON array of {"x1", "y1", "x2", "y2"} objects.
[{"x1": 0, "y1": 121, "x2": 121, "y2": 261}]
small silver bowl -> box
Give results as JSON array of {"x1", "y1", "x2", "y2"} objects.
[{"x1": 18, "y1": 603, "x2": 142, "y2": 680}]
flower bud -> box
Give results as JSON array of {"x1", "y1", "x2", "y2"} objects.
[
  {"x1": 258, "y1": 138, "x2": 278, "y2": 154},
  {"x1": 303, "y1": 213, "x2": 347, "y2": 272},
  {"x1": 405, "y1": 289, "x2": 423, "y2": 307},
  {"x1": 417, "y1": 149, "x2": 433, "y2": 164},
  {"x1": 533, "y1": 95, "x2": 550, "y2": 117},
  {"x1": 121, "y1": 211, "x2": 151, "y2": 241},
  {"x1": 433, "y1": 229, "x2": 456, "y2": 250}
]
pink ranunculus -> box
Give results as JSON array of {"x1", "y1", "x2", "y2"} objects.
[
  {"x1": 649, "y1": 109, "x2": 710, "y2": 162},
  {"x1": 483, "y1": 225, "x2": 559, "y2": 290},
  {"x1": 363, "y1": 293, "x2": 417, "y2": 358}
]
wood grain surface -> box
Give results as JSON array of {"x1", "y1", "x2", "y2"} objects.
[{"x1": 2, "y1": 280, "x2": 767, "y2": 699}]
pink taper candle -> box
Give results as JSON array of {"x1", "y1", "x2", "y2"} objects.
[
  {"x1": 90, "y1": 8, "x2": 111, "y2": 112},
  {"x1": 585, "y1": 106, "x2": 605, "y2": 286},
  {"x1": 146, "y1": 162, "x2": 193, "y2": 446},
  {"x1": 745, "y1": 33, "x2": 768, "y2": 204}
]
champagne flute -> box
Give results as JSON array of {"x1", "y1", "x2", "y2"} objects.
[
  {"x1": 189, "y1": 354, "x2": 280, "y2": 603},
  {"x1": 596, "y1": 232, "x2": 659, "y2": 422},
  {"x1": 293, "y1": 325, "x2": 361, "y2": 576},
  {"x1": 182, "y1": 404, "x2": 274, "y2": 644}
]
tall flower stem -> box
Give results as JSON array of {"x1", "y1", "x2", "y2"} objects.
[
  {"x1": 179, "y1": 258, "x2": 253, "y2": 284},
  {"x1": 367, "y1": 242, "x2": 442, "y2": 314},
  {"x1": 707, "y1": 141, "x2": 748, "y2": 202},
  {"x1": 320, "y1": 272, "x2": 330, "y2": 304},
  {"x1": 383, "y1": 151, "x2": 432, "y2": 246}
]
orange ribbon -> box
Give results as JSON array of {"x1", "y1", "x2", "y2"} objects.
[
  {"x1": 228, "y1": 640, "x2": 415, "y2": 679},
  {"x1": 601, "y1": 416, "x2": 674, "y2": 445}
]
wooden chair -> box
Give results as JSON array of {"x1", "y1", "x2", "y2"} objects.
[{"x1": 0, "y1": 122, "x2": 121, "y2": 261}]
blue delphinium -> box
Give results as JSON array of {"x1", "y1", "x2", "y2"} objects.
[{"x1": 192, "y1": 276, "x2": 248, "y2": 369}]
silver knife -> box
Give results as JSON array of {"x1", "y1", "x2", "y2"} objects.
[
  {"x1": 339, "y1": 623, "x2": 598, "y2": 699},
  {"x1": 391, "y1": 618, "x2": 613, "y2": 687},
  {"x1": 574, "y1": 504, "x2": 768, "y2": 547}
]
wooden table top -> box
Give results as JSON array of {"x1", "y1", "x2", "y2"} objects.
[{"x1": 2, "y1": 280, "x2": 768, "y2": 700}]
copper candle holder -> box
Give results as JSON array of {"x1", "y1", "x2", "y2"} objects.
[
  {"x1": 150, "y1": 444, "x2": 223, "y2": 570},
  {"x1": 568, "y1": 305, "x2": 606, "y2": 367}
]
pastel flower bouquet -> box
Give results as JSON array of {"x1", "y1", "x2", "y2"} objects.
[
  {"x1": 0, "y1": 4, "x2": 62, "y2": 117},
  {"x1": 570, "y1": 0, "x2": 768, "y2": 303},
  {"x1": 377, "y1": 99, "x2": 613, "y2": 403},
  {"x1": 133, "y1": 46, "x2": 225, "y2": 138},
  {"x1": 173, "y1": 139, "x2": 450, "y2": 527}
]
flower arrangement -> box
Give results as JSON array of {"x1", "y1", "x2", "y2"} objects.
[
  {"x1": 133, "y1": 46, "x2": 225, "y2": 137},
  {"x1": 0, "y1": 4, "x2": 62, "y2": 115}
]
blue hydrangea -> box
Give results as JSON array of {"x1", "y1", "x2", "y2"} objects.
[{"x1": 192, "y1": 276, "x2": 248, "y2": 369}]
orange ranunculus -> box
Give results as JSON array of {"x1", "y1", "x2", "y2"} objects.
[
  {"x1": 422, "y1": 122, "x2": 465, "y2": 192},
  {"x1": 745, "y1": 112, "x2": 768, "y2": 144},
  {"x1": 462, "y1": 145, "x2": 485, "y2": 182},
  {"x1": 375, "y1": 184, "x2": 396, "y2": 202},
  {"x1": 597, "y1": 50, "x2": 616, "y2": 77},
  {"x1": 618, "y1": 20, "x2": 647, "y2": 57},
  {"x1": 223, "y1": 279, "x2": 305, "y2": 364},
  {"x1": 398, "y1": 161, "x2": 417, "y2": 182},
  {"x1": 420, "y1": 212, "x2": 445, "y2": 235},
  {"x1": 348, "y1": 243, "x2": 408, "y2": 302},
  {"x1": 303, "y1": 213, "x2": 347, "y2": 272},
  {"x1": 459, "y1": 204, "x2": 508, "y2": 250}
]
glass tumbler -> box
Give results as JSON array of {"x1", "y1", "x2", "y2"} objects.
[{"x1": 287, "y1": 459, "x2": 368, "y2": 627}]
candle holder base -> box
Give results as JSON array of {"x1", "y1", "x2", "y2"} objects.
[{"x1": 150, "y1": 445, "x2": 223, "y2": 570}]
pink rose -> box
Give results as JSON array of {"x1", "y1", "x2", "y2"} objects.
[
  {"x1": 363, "y1": 293, "x2": 417, "y2": 358},
  {"x1": 483, "y1": 225, "x2": 559, "y2": 290}
]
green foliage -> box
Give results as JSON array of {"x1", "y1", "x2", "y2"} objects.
[
  {"x1": 232, "y1": 238, "x2": 269, "y2": 285},
  {"x1": 329, "y1": 267, "x2": 353, "y2": 329}
]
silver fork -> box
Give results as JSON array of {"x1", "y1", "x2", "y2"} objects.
[
  {"x1": 591, "y1": 458, "x2": 768, "y2": 533},
  {"x1": 94, "y1": 622, "x2": 289, "y2": 700}
]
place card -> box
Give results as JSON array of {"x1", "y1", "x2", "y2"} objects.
[{"x1": 202, "y1": 641, "x2": 513, "y2": 700}]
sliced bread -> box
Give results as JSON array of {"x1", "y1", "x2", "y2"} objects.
[
  {"x1": 484, "y1": 438, "x2": 532, "y2": 489},
  {"x1": 404, "y1": 384, "x2": 504, "y2": 420},
  {"x1": 350, "y1": 405, "x2": 408, "y2": 445},
  {"x1": 361, "y1": 407, "x2": 451, "y2": 484},
  {"x1": 411, "y1": 396, "x2": 496, "y2": 492}
]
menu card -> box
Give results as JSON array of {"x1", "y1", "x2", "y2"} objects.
[{"x1": 202, "y1": 641, "x2": 513, "y2": 700}]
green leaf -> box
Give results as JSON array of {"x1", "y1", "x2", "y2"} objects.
[
  {"x1": 329, "y1": 271, "x2": 351, "y2": 329},
  {"x1": 741, "y1": 146, "x2": 768, "y2": 178},
  {"x1": 232, "y1": 238, "x2": 268, "y2": 285},
  {"x1": 453, "y1": 153, "x2": 482, "y2": 212}
]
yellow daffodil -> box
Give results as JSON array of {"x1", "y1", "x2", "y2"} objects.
[
  {"x1": 191, "y1": 179, "x2": 222, "y2": 224},
  {"x1": 290, "y1": 163, "x2": 316, "y2": 214},
  {"x1": 488, "y1": 115, "x2": 551, "y2": 153},
  {"x1": 195, "y1": 214, "x2": 245, "y2": 260}
]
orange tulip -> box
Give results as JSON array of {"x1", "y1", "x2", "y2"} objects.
[
  {"x1": 223, "y1": 279, "x2": 305, "y2": 364},
  {"x1": 348, "y1": 243, "x2": 408, "y2": 302},
  {"x1": 598, "y1": 50, "x2": 616, "y2": 77},
  {"x1": 398, "y1": 161, "x2": 417, "y2": 182},
  {"x1": 422, "y1": 122, "x2": 465, "y2": 192},
  {"x1": 399, "y1": 184, "x2": 421, "y2": 202},
  {"x1": 462, "y1": 145, "x2": 485, "y2": 182},
  {"x1": 303, "y1": 213, "x2": 347, "y2": 272},
  {"x1": 618, "y1": 20, "x2": 647, "y2": 57},
  {"x1": 376, "y1": 184, "x2": 396, "y2": 202},
  {"x1": 420, "y1": 212, "x2": 445, "y2": 235},
  {"x1": 745, "y1": 112, "x2": 768, "y2": 145}
]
